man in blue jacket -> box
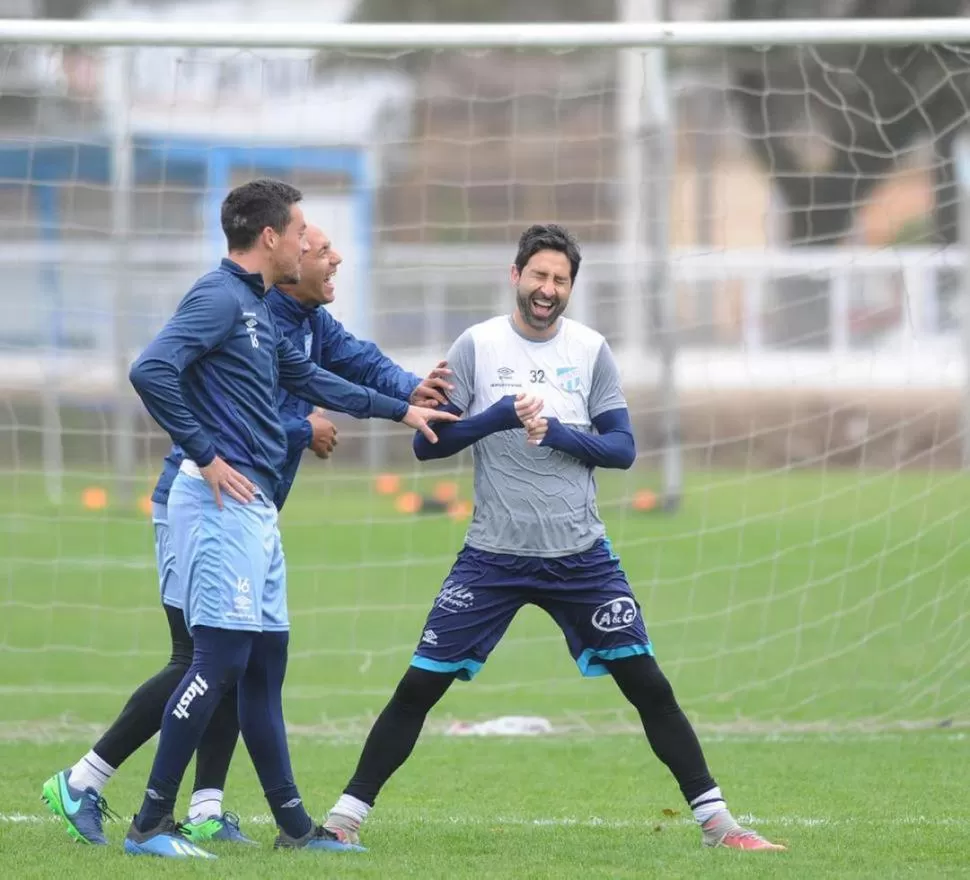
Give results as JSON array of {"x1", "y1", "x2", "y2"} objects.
[
  {"x1": 41, "y1": 219, "x2": 452, "y2": 850},
  {"x1": 270, "y1": 224, "x2": 452, "y2": 507},
  {"x1": 46, "y1": 178, "x2": 456, "y2": 859}
]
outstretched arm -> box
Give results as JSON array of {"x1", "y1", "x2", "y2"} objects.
[
  {"x1": 277, "y1": 333, "x2": 457, "y2": 443},
  {"x1": 277, "y1": 332, "x2": 407, "y2": 421},
  {"x1": 412, "y1": 327, "x2": 503, "y2": 457},
  {"x1": 413, "y1": 394, "x2": 542, "y2": 460},
  {"x1": 318, "y1": 310, "x2": 423, "y2": 401},
  {"x1": 317, "y1": 311, "x2": 452, "y2": 407}
]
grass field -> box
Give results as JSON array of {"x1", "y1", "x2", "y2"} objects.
[{"x1": 1, "y1": 464, "x2": 969, "y2": 877}]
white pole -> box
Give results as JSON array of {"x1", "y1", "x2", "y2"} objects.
[
  {"x1": 643, "y1": 1, "x2": 681, "y2": 512},
  {"x1": 616, "y1": 0, "x2": 647, "y2": 358},
  {"x1": 618, "y1": 0, "x2": 681, "y2": 510},
  {"x1": 40, "y1": 300, "x2": 63, "y2": 505},
  {"x1": 108, "y1": 40, "x2": 137, "y2": 505},
  {"x1": 954, "y1": 130, "x2": 970, "y2": 470},
  {"x1": 1, "y1": 19, "x2": 970, "y2": 49}
]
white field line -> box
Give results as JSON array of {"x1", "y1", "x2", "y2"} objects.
[
  {"x1": 0, "y1": 813, "x2": 964, "y2": 829},
  {"x1": 0, "y1": 717, "x2": 966, "y2": 744}
]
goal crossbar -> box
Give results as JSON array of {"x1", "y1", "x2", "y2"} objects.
[{"x1": 1, "y1": 18, "x2": 970, "y2": 50}]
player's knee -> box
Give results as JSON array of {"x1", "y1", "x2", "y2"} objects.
[
  {"x1": 219, "y1": 651, "x2": 251, "y2": 688},
  {"x1": 393, "y1": 666, "x2": 455, "y2": 715},
  {"x1": 607, "y1": 654, "x2": 679, "y2": 716}
]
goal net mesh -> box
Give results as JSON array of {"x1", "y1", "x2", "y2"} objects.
[{"x1": 1, "y1": 27, "x2": 968, "y2": 737}]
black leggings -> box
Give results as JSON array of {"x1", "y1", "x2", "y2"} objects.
[
  {"x1": 92, "y1": 604, "x2": 240, "y2": 793},
  {"x1": 343, "y1": 653, "x2": 717, "y2": 807}
]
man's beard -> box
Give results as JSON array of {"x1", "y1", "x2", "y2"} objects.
[{"x1": 516, "y1": 287, "x2": 566, "y2": 330}]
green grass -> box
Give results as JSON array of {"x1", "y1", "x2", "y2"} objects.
[{"x1": 2, "y1": 465, "x2": 969, "y2": 877}]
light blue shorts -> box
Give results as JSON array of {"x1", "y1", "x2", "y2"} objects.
[
  {"x1": 152, "y1": 502, "x2": 183, "y2": 610},
  {"x1": 167, "y1": 471, "x2": 288, "y2": 633}
]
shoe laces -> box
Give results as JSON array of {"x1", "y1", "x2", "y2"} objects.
[
  {"x1": 90, "y1": 793, "x2": 122, "y2": 824},
  {"x1": 221, "y1": 811, "x2": 242, "y2": 831},
  {"x1": 172, "y1": 819, "x2": 194, "y2": 839}
]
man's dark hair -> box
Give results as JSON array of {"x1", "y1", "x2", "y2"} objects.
[
  {"x1": 514, "y1": 224, "x2": 582, "y2": 283},
  {"x1": 221, "y1": 178, "x2": 303, "y2": 252}
]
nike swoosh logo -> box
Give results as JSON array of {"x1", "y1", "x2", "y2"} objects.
[{"x1": 58, "y1": 773, "x2": 84, "y2": 814}]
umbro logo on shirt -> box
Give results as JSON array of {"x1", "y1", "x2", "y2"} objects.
[
  {"x1": 491, "y1": 366, "x2": 521, "y2": 390},
  {"x1": 243, "y1": 312, "x2": 260, "y2": 349}
]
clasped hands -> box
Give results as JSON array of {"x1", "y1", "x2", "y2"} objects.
[{"x1": 513, "y1": 392, "x2": 548, "y2": 446}]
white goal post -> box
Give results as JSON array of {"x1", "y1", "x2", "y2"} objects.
[{"x1": 3, "y1": 17, "x2": 970, "y2": 48}]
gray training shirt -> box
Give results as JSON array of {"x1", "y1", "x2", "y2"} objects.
[{"x1": 446, "y1": 315, "x2": 627, "y2": 558}]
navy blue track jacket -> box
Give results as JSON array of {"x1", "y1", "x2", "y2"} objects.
[{"x1": 131, "y1": 259, "x2": 409, "y2": 504}]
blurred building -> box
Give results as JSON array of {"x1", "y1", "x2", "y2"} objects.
[{"x1": 0, "y1": 0, "x2": 958, "y2": 357}]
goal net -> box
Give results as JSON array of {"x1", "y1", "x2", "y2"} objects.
[{"x1": 1, "y1": 14, "x2": 968, "y2": 739}]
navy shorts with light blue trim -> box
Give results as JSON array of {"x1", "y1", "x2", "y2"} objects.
[{"x1": 411, "y1": 539, "x2": 652, "y2": 681}]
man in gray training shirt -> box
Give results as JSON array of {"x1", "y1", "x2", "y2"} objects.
[{"x1": 322, "y1": 224, "x2": 785, "y2": 854}]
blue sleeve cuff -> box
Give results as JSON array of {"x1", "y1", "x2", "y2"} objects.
[
  {"x1": 362, "y1": 388, "x2": 409, "y2": 421},
  {"x1": 405, "y1": 374, "x2": 423, "y2": 401},
  {"x1": 192, "y1": 443, "x2": 216, "y2": 468},
  {"x1": 543, "y1": 416, "x2": 569, "y2": 446},
  {"x1": 413, "y1": 396, "x2": 519, "y2": 461},
  {"x1": 373, "y1": 396, "x2": 409, "y2": 421}
]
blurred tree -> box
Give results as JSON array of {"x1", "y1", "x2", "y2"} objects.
[
  {"x1": 351, "y1": 0, "x2": 614, "y2": 23},
  {"x1": 729, "y1": 0, "x2": 970, "y2": 346},
  {"x1": 730, "y1": 0, "x2": 970, "y2": 247},
  {"x1": 40, "y1": 0, "x2": 89, "y2": 17}
]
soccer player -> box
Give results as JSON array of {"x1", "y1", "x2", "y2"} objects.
[
  {"x1": 122, "y1": 178, "x2": 456, "y2": 859},
  {"x1": 322, "y1": 224, "x2": 785, "y2": 853},
  {"x1": 269, "y1": 223, "x2": 452, "y2": 508},
  {"x1": 40, "y1": 223, "x2": 448, "y2": 847}
]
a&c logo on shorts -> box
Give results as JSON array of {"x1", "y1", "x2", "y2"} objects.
[
  {"x1": 591, "y1": 597, "x2": 638, "y2": 632},
  {"x1": 435, "y1": 580, "x2": 474, "y2": 613}
]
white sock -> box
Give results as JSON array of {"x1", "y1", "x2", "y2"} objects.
[
  {"x1": 188, "y1": 789, "x2": 224, "y2": 823},
  {"x1": 330, "y1": 793, "x2": 371, "y2": 824},
  {"x1": 68, "y1": 750, "x2": 115, "y2": 795},
  {"x1": 690, "y1": 786, "x2": 727, "y2": 825}
]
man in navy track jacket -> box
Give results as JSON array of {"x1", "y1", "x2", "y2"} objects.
[
  {"x1": 41, "y1": 217, "x2": 454, "y2": 850},
  {"x1": 120, "y1": 179, "x2": 455, "y2": 858}
]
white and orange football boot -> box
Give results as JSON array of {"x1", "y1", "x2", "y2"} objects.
[{"x1": 701, "y1": 811, "x2": 786, "y2": 851}]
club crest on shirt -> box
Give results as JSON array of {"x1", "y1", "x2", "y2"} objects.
[
  {"x1": 304, "y1": 332, "x2": 312, "y2": 357},
  {"x1": 556, "y1": 365, "x2": 581, "y2": 393}
]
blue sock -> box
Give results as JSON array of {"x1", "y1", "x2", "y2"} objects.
[
  {"x1": 133, "y1": 627, "x2": 252, "y2": 833},
  {"x1": 237, "y1": 631, "x2": 313, "y2": 840}
]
